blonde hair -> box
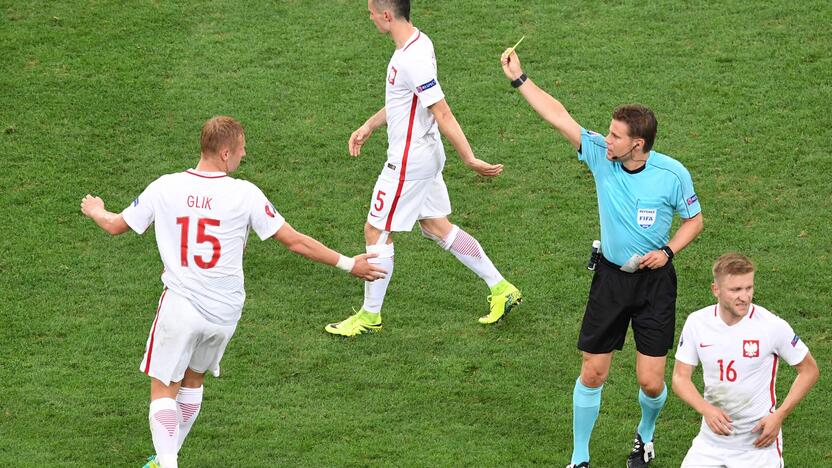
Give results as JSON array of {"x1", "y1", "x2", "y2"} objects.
[
  {"x1": 712, "y1": 253, "x2": 755, "y2": 282},
  {"x1": 200, "y1": 116, "x2": 244, "y2": 155}
]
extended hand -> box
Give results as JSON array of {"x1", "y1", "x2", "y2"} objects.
[
  {"x1": 752, "y1": 412, "x2": 784, "y2": 447},
  {"x1": 80, "y1": 194, "x2": 105, "y2": 219},
  {"x1": 500, "y1": 49, "x2": 523, "y2": 81},
  {"x1": 349, "y1": 126, "x2": 374, "y2": 157},
  {"x1": 465, "y1": 158, "x2": 504, "y2": 177},
  {"x1": 702, "y1": 404, "x2": 733, "y2": 436},
  {"x1": 639, "y1": 250, "x2": 670, "y2": 270},
  {"x1": 350, "y1": 253, "x2": 387, "y2": 281}
]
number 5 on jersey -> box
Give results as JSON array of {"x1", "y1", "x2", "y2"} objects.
[
  {"x1": 176, "y1": 217, "x2": 221, "y2": 268},
  {"x1": 373, "y1": 190, "x2": 387, "y2": 213}
]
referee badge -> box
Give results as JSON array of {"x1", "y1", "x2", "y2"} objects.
[{"x1": 637, "y1": 208, "x2": 657, "y2": 228}]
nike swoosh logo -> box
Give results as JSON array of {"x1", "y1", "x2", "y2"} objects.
[{"x1": 699, "y1": 344, "x2": 714, "y2": 348}]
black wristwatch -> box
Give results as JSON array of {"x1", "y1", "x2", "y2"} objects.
[
  {"x1": 660, "y1": 245, "x2": 674, "y2": 260},
  {"x1": 511, "y1": 73, "x2": 528, "y2": 88}
]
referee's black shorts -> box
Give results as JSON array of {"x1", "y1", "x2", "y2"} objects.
[{"x1": 578, "y1": 256, "x2": 677, "y2": 357}]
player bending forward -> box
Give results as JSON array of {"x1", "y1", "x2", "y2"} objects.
[
  {"x1": 673, "y1": 253, "x2": 818, "y2": 467},
  {"x1": 81, "y1": 116, "x2": 385, "y2": 468}
]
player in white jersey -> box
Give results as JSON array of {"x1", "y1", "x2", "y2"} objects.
[
  {"x1": 81, "y1": 116, "x2": 385, "y2": 468},
  {"x1": 325, "y1": 0, "x2": 522, "y2": 336},
  {"x1": 672, "y1": 253, "x2": 818, "y2": 467}
]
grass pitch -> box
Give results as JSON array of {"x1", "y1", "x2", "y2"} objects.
[{"x1": 2, "y1": 1, "x2": 830, "y2": 466}]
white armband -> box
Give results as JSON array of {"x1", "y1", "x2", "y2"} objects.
[{"x1": 336, "y1": 254, "x2": 355, "y2": 272}]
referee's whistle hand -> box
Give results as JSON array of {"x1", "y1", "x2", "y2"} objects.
[{"x1": 639, "y1": 250, "x2": 669, "y2": 270}]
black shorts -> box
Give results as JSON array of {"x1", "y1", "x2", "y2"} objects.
[{"x1": 578, "y1": 256, "x2": 677, "y2": 357}]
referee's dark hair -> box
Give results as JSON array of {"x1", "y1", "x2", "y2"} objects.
[
  {"x1": 373, "y1": 0, "x2": 410, "y2": 21},
  {"x1": 613, "y1": 104, "x2": 657, "y2": 152}
]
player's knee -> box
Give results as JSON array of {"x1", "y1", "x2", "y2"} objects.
[
  {"x1": 638, "y1": 378, "x2": 665, "y2": 397},
  {"x1": 182, "y1": 368, "x2": 205, "y2": 388},
  {"x1": 367, "y1": 241, "x2": 394, "y2": 259},
  {"x1": 422, "y1": 223, "x2": 459, "y2": 250},
  {"x1": 580, "y1": 368, "x2": 608, "y2": 387},
  {"x1": 364, "y1": 223, "x2": 384, "y2": 243}
]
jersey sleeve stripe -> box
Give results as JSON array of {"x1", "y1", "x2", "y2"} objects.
[{"x1": 385, "y1": 94, "x2": 419, "y2": 231}]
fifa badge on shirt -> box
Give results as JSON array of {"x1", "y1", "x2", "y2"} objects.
[
  {"x1": 743, "y1": 340, "x2": 760, "y2": 358},
  {"x1": 265, "y1": 204, "x2": 276, "y2": 218},
  {"x1": 132, "y1": 197, "x2": 139, "y2": 206},
  {"x1": 687, "y1": 194, "x2": 698, "y2": 205},
  {"x1": 637, "y1": 208, "x2": 656, "y2": 228},
  {"x1": 791, "y1": 335, "x2": 800, "y2": 347},
  {"x1": 387, "y1": 66, "x2": 397, "y2": 85}
]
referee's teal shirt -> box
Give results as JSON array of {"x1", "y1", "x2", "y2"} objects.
[{"x1": 578, "y1": 128, "x2": 701, "y2": 266}]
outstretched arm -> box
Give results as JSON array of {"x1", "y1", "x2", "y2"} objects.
[
  {"x1": 80, "y1": 194, "x2": 130, "y2": 235},
  {"x1": 500, "y1": 50, "x2": 582, "y2": 149},
  {"x1": 272, "y1": 222, "x2": 386, "y2": 281},
  {"x1": 349, "y1": 107, "x2": 387, "y2": 157},
  {"x1": 428, "y1": 98, "x2": 503, "y2": 177},
  {"x1": 672, "y1": 360, "x2": 734, "y2": 435},
  {"x1": 752, "y1": 352, "x2": 819, "y2": 447}
]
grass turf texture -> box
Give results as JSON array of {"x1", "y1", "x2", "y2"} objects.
[{"x1": 2, "y1": 0, "x2": 831, "y2": 466}]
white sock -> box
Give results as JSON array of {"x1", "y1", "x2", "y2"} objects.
[
  {"x1": 176, "y1": 385, "x2": 203, "y2": 451},
  {"x1": 440, "y1": 226, "x2": 503, "y2": 288},
  {"x1": 362, "y1": 242, "x2": 394, "y2": 314},
  {"x1": 149, "y1": 398, "x2": 179, "y2": 468}
]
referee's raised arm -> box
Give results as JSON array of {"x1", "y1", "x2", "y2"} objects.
[{"x1": 500, "y1": 49, "x2": 582, "y2": 150}]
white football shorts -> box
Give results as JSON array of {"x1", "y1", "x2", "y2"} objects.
[
  {"x1": 366, "y1": 170, "x2": 451, "y2": 232},
  {"x1": 681, "y1": 432, "x2": 783, "y2": 468},
  {"x1": 139, "y1": 288, "x2": 237, "y2": 386}
]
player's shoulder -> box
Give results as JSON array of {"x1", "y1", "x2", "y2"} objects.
[
  {"x1": 400, "y1": 29, "x2": 434, "y2": 59},
  {"x1": 748, "y1": 304, "x2": 790, "y2": 327},
  {"x1": 146, "y1": 171, "x2": 186, "y2": 190},
  {"x1": 684, "y1": 304, "x2": 718, "y2": 325},
  {"x1": 648, "y1": 151, "x2": 692, "y2": 178},
  {"x1": 579, "y1": 128, "x2": 607, "y2": 154}
]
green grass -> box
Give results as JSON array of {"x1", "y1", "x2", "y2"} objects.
[{"x1": 2, "y1": 0, "x2": 831, "y2": 466}]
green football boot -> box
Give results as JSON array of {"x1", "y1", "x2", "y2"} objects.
[
  {"x1": 325, "y1": 308, "x2": 382, "y2": 336},
  {"x1": 479, "y1": 280, "x2": 523, "y2": 324},
  {"x1": 142, "y1": 455, "x2": 160, "y2": 468}
]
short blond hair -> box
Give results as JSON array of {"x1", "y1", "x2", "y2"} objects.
[
  {"x1": 200, "y1": 116, "x2": 244, "y2": 155},
  {"x1": 712, "y1": 253, "x2": 755, "y2": 282}
]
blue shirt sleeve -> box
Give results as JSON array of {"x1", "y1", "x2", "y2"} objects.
[
  {"x1": 671, "y1": 165, "x2": 701, "y2": 219},
  {"x1": 577, "y1": 128, "x2": 607, "y2": 173}
]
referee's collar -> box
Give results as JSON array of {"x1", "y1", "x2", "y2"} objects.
[{"x1": 621, "y1": 152, "x2": 652, "y2": 174}]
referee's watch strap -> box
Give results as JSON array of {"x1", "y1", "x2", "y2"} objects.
[
  {"x1": 511, "y1": 73, "x2": 528, "y2": 88},
  {"x1": 660, "y1": 245, "x2": 674, "y2": 260}
]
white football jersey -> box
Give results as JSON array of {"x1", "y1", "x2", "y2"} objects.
[
  {"x1": 384, "y1": 28, "x2": 446, "y2": 181},
  {"x1": 675, "y1": 304, "x2": 809, "y2": 449},
  {"x1": 122, "y1": 169, "x2": 285, "y2": 325}
]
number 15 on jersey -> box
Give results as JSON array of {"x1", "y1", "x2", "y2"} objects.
[{"x1": 176, "y1": 217, "x2": 221, "y2": 269}]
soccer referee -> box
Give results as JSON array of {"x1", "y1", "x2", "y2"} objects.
[{"x1": 500, "y1": 50, "x2": 704, "y2": 468}]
